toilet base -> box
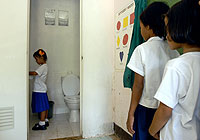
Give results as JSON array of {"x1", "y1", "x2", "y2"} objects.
[{"x1": 69, "y1": 110, "x2": 80, "y2": 122}]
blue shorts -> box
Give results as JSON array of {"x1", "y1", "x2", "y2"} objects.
[
  {"x1": 32, "y1": 92, "x2": 49, "y2": 113},
  {"x1": 132, "y1": 104, "x2": 157, "y2": 140}
]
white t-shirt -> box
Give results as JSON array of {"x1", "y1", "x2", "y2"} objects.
[
  {"x1": 33, "y1": 64, "x2": 48, "y2": 93},
  {"x1": 127, "y1": 36, "x2": 180, "y2": 108},
  {"x1": 155, "y1": 52, "x2": 200, "y2": 140}
]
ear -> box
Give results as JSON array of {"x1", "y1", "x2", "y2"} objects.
[
  {"x1": 146, "y1": 25, "x2": 150, "y2": 30},
  {"x1": 147, "y1": 25, "x2": 155, "y2": 35}
]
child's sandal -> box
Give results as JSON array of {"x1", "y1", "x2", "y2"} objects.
[
  {"x1": 32, "y1": 123, "x2": 47, "y2": 130},
  {"x1": 45, "y1": 121, "x2": 49, "y2": 127}
]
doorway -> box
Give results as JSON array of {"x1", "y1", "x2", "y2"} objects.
[{"x1": 29, "y1": 0, "x2": 81, "y2": 139}]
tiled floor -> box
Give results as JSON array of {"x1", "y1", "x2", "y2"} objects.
[
  {"x1": 29, "y1": 113, "x2": 81, "y2": 140},
  {"x1": 80, "y1": 136, "x2": 117, "y2": 140},
  {"x1": 50, "y1": 135, "x2": 120, "y2": 140}
]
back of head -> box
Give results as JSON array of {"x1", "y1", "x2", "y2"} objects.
[
  {"x1": 140, "y1": 2, "x2": 169, "y2": 38},
  {"x1": 166, "y1": 0, "x2": 200, "y2": 46},
  {"x1": 33, "y1": 49, "x2": 48, "y2": 61}
]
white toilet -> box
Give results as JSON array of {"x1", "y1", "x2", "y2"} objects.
[{"x1": 62, "y1": 74, "x2": 80, "y2": 122}]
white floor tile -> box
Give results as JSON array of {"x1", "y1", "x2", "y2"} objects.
[
  {"x1": 29, "y1": 113, "x2": 80, "y2": 140},
  {"x1": 57, "y1": 131, "x2": 74, "y2": 139},
  {"x1": 41, "y1": 130, "x2": 58, "y2": 140},
  {"x1": 29, "y1": 136, "x2": 41, "y2": 140},
  {"x1": 70, "y1": 122, "x2": 80, "y2": 136}
]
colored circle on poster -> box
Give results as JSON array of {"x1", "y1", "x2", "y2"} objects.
[
  {"x1": 117, "y1": 21, "x2": 121, "y2": 30},
  {"x1": 123, "y1": 34, "x2": 128, "y2": 45}
]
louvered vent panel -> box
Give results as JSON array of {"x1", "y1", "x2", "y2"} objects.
[{"x1": 0, "y1": 107, "x2": 14, "y2": 131}]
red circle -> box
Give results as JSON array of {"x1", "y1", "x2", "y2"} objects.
[
  {"x1": 117, "y1": 21, "x2": 121, "y2": 30},
  {"x1": 123, "y1": 34, "x2": 128, "y2": 45}
]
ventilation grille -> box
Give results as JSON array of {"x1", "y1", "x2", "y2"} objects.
[{"x1": 0, "y1": 107, "x2": 14, "y2": 131}]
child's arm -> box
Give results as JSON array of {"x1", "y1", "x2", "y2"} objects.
[
  {"x1": 126, "y1": 73, "x2": 144, "y2": 134},
  {"x1": 29, "y1": 71, "x2": 38, "y2": 76},
  {"x1": 149, "y1": 102, "x2": 172, "y2": 139}
]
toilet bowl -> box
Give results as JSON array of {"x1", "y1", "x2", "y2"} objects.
[{"x1": 62, "y1": 74, "x2": 80, "y2": 122}]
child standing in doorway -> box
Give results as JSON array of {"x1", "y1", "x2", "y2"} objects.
[
  {"x1": 29, "y1": 49, "x2": 49, "y2": 130},
  {"x1": 126, "y1": 2, "x2": 179, "y2": 140},
  {"x1": 149, "y1": 0, "x2": 200, "y2": 139}
]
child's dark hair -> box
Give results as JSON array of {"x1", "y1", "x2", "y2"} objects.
[
  {"x1": 33, "y1": 49, "x2": 47, "y2": 61},
  {"x1": 166, "y1": 0, "x2": 200, "y2": 46},
  {"x1": 140, "y1": 2, "x2": 169, "y2": 39}
]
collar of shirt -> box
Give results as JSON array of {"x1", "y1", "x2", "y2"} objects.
[
  {"x1": 181, "y1": 51, "x2": 200, "y2": 57},
  {"x1": 147, "y1": 36, "x2": 163, "y2": 42}
]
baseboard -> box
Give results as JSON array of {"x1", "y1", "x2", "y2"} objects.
[
  {"x1": 114, "y1": 123, "x2": 132, "y2": 140},
  {"x1": 54, "y1": 105, "x2": 69, "y2": 114}
]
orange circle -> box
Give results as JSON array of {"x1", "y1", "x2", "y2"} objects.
[
  {"x1": 117, "y1": 21, "x2": 121, "y2": 30},
  {"x1": 123, "y1": 34, "x2": 128, "y2": 45}
]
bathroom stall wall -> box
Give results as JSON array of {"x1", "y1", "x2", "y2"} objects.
[
  {"x1": 81, "y1": 0, "x2": 114, "y2": 138},
  {"x1": 30, "y1": 0, "x2": 80, "y2": 114},
  {"x1": 113, "y1": 0, "x2": 134, "y2": 134},
  {"x1": 0, "y1": 0, "x2": 29, "y2": 139}
]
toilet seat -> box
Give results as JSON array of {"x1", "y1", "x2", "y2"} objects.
[
  {"x1": 64, "y1": 95, "x2": 80, "y2": 100},
  {"x1": 64, "y1": 95, "x2": 80, "y2": 103}
]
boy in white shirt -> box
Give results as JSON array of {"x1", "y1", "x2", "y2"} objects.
[
  {"x1": 126, "y1": 2, "x2": 179, "y2": 140},
  {"x1": 149, "y1": 0, "x2": 200, "y2": 139}
]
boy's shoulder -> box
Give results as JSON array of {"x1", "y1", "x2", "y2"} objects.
[
  {"x1": 167, "y1": 53, "x2": 194, "y2": 65},
  {"x1": 138, "y1": 37, "x2": 166, "y2": 48},
  {"x1": 166, "y1": 56, "x2": 190, "y2": 73},
  {"x1": 135, "y1": 38, "x2": 167, "y2": 54},
  {"x1": 37, "y1": 63, "x2": 48, "y2": 71},
  {"x1": 41, "y1": 63, "x2": 48, "y2": 68}
]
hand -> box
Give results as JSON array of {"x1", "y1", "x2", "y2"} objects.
[
  {"x1": 126, "y1": 115, "x2": 135, "y2": 135},
  {"x1": 152, "y1": 133, "x2": 159, "y2": 140},
  {"x1": 149, "y1": 129, "x2": 159, "y2": 140}
]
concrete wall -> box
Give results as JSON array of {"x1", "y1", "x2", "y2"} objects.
[
  {"x1": 113, "y1": 0, "x2": 134, "y2": 134},
  {"x1": 81, "y1": 0, "x2": 115, "y2": 138},
  {"x1": 0, "y1": 0, "x2": 29, "y2": 139}
]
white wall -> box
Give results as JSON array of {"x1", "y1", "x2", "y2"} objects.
[
  {"x1": 81, "y1": 0, "x2": 114, "y2": 138},
  {"x1": 0, "y1": 0, "x2": 29, "y2": 140},
  {"x1": 30, "y1": 0, "x2": 80, "y2": 114},
  {"x1": 113, "y1": 0, "x2": 134, "y2": 134}
]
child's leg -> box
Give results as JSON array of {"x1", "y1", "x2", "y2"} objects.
[
  {"x1": 32, "y1": 110, "x2": 47, "y2": 130},
  {"x1": 43, "y1": 110, "x2": 49, "y2": 127},
  {"x1": 40, "y1": 110, "x2": 46, "y2": 121},
  {"x1": 32, "y1": 92, "x2": 49, "y2": 130},
  {"x1": 45, "y1": 110, "x2": 48, "y2": 119}
]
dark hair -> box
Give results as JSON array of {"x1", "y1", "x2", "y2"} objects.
[
  {"x1": 140, "y1": 2, "x2": 169, "y2": 38},
  {"x1": 33, "y1": 49, "x2": 47, "y2": 61},
  {"x1": 166, "y1": 0, "x2": 200, "y2": 46}
]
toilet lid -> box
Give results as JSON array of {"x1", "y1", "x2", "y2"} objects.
[{"x1": 62, "y1": 74, "x2": 80, "y2": 96}]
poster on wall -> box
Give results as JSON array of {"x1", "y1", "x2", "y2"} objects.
[
  {"x1": 58, "y1": 10, "x2": 69, "y2": 26},
  {"x1": 115, "y1": 2, "x2": 135, "y2": 70},
  {"x1": 45, "y1": 9, "x2": 56, "y2": 25}
]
